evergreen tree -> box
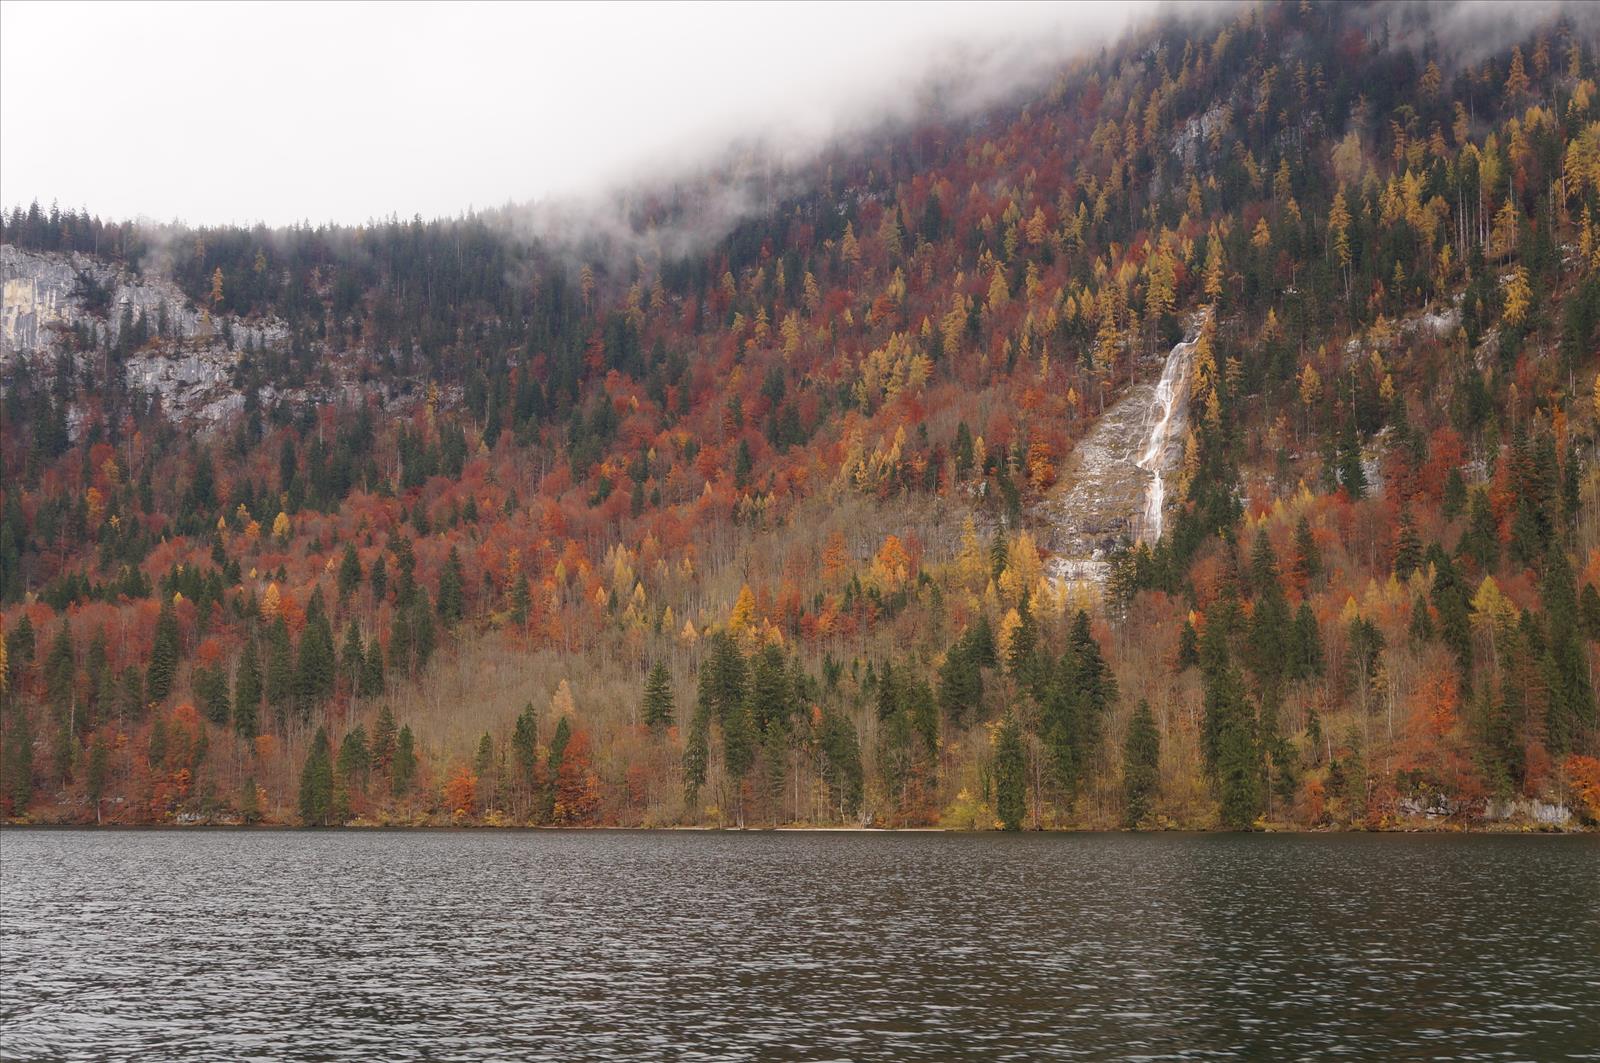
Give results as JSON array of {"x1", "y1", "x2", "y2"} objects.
[
  {"x1": 1122, "y1": 700, "x2": 1160, "y2": 826},
  {"x1": 1461, "y1": 490, "x2": 1500, "y2": 573},
  {"x1": 938, "y1": 639, "x2": 983, "y2": 727},
  {"x1": 1442, "y1": 467, "x2": 1467, "y2": 520},
  {"x1": 265, "y1": 615, "x2": 294, "y2": 728},
  {"x1": 359, "y1": 639, "x2": 386, "y2": 697},
  {"x1": 298, "y1": 725, "x2": 335, "y2": 826},
  {"x1": 1292, "y1": 514, "x2": 1321, "y2": 587},
  {"x1": 337, "y1": 725, "x2": 371, "y2": 786},
  {"x1": 372, "y1": 705, "x2": 398, "y2": 770},
  {"x1": 995, "y1": 714, "x2": 1026, "y2": 830},
  {"x1": 1541, "y1": 551, "x2": 1594, "y2": 756},
  {"x1": 437, "y1": 546, "x2": 465, "y2": 627},
  {"x1": 196, "y1": 664, "x2": 230, "y2": 726},
  {"x1": 1007, "y1": 592, "x2": 1039, "y2": 688},
  {"x1": 391, "y1": 535, "x2": 417, "y2": 608},
  {"x1": 1337, "y1": 419, "x2": 1366, "y2": 499},
  {"x1": 1289, "y1": 602, "x2": 1325, "y2": 680},
  {"x1": 44, "y1": 621, "x2": 75, "y2": 717},
  {"x1": 1393, "y1": 509, "x2": 1423, "y2": 581},
  {"x1": 295, "y1": 588, "x2": 337, "y2": 717},
  {"x1": 1580, "y1": 583, "x2": 1600, "y2": 642},
  {"x1": 392, "y1": 724, "x2": 416, "y2": 795},
  {"x1": 635, "y1": 661, "x2": 673, "y2": 735},
  {"x1": 1176, "y1": 619, "x2": 1200, "y2": 671},
  {"x1": 234, "y1": 642, "x2": 261, "y2": 739},
  {"x1": 337, "y1": 543, "x2": 362, "y2": 601},
  {"x1": 748, "y1": 645, "x2": 792, "y2": 736},
  {"x1": 147, "y1": 598, "x2": 181, "y2": 703},
  {"x1": 683, "y1": 698, "x2": 710, "y2": 805},
  {"x1": 818, "y1": 707, "x2": 862, "y2": 819},
  {"x1": 340, "y1": 620, "x2": 364, "y2": 688},
  {"x1": 412, "y1": 593, "x2": 436, "y2": 672},
  {"x1": 510, "y1": 572, "x2": 531, "y2": 627},
  {"x1": 510, "y1": 702, "x2": 538, "y2": 799},
  {"x1": 1429, "y1": 547, "x2": 1474, "y2": 674},
  {"x1": 369, "y1": 553, "x2": 388, "y2": 602},
  {"x1": 2, "y1": 710, "x2": 33, "y2": 812}
]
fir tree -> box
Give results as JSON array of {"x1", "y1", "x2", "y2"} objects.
[
  {"x1": 359, "y1": 640, "x2": 385, "y2": 697},
  {"x1": 147, "y1": 598, "x2": 181, "y2": 704},
  {"x1": 642, "y1": 661, "x2": 675, "y2": 732},
  {"x1": 337, "y1": 543, "x2": 363, "y2": 601},
  {"x1": 1393, "y1": 509, "x2": 1423, "y2": 581},
  {"x1": 340, "y1": 620, "x2": 364, "y2": 688},
  {"x1": 337, "y1": 725, "x2": 371, "y2": 786},
  {"x1": 995, "y1": 714, "x2": 1026, "y2": 830},
  {"x1": 1176, "y1": 619, "x2": 1200, "y2": 671},
  {"x1": 437, "y1": 546, "x2": 465, "y2": 627},
  {"x1": 298, "y1": 725, "x2": 335, "y2": 826},
  {"x1": 392, "y1": 724, "x2": 416, "y2": 796},
  {"x1": 1122, "y1": 700, "x2": 1160, "y2": 826},
  {"x1": 234, "y1": 642, "x2": 261, "y2": 739},
  {"x1": 265, "y1": 615, "x2": 294, "y2": 728},
  {"x1": 372, "y1": 705, "x2": 398, "y2": 770}
]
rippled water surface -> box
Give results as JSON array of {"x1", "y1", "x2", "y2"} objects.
[{"x1": 3, "y1": 830, "x2": 1598, "y2": 1060}]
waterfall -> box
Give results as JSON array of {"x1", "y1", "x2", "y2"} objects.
[{"x1": 1134, "y1": 331, "x2": 1197, "y2": 543}]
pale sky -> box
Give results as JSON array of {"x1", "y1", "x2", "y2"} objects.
[{"x1": 0, "y1": 1, "x2": 1154, "y2": 228}]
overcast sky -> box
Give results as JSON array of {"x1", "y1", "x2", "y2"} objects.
[{"x1": 0, "y1": 1, "x2": 1154, "y2": 228}]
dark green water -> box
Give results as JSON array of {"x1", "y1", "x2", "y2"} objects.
[{"x1": 1, "y1": 830, "x2": 1596, "y2": 1060}]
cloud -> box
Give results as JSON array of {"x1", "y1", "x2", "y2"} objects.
[{"x1": 1, "y1": 1, "x2": 1161, "y2": 230}]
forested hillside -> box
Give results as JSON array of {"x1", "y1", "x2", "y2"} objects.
[{"x1": 3, "y1": 1, "x2": 1599, "y2": 830}]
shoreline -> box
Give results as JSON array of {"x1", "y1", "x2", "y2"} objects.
[{"x1": 2, "y1": 819, "x2": 1591, "y2": 835}]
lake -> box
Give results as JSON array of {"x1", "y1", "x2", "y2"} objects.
[{"x1": 2, "y1": 830, "x2": 1597, "y2": 1060}]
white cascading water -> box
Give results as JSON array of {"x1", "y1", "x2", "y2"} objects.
[{"x1": 1134, "y1": 332, "x2": 1196, "y2": 543}]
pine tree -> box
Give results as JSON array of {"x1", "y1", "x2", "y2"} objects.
[
  {"x1": 298, "y1": 725, "x2": 335, "y2": 826},
  {"x1": 1122, "y1": 700, "x2": 1161, "y2": 826},
  {"x1": 147, "y1": 599, "x2": 181, "y2": 704},
  {"x1": 642, "y1": 661, "x2": 675, "y2": 732}
]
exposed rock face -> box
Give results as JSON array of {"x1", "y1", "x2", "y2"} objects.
[
  {"x1": 1038, "y1": 321, "x2": 1202, "y2": 592},
  {"x1": 2, "y1": 245, "x2": 297, "y2": 430}
]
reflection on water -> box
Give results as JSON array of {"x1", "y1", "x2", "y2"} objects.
[{"x1": 2, "y1": 830, "x2": 1597, "y2": 1060}]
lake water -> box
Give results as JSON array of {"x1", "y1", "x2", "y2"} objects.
[{"x1": 1, "y1": 830, "x2": 1597, "y2": 1060}]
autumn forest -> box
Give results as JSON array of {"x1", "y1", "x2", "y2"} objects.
[{"x1": 4, "y1": 0, "x2": 1600, "y2": 832}]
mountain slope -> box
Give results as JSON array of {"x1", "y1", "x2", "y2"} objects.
[{"x1": 3, "y1": 0, "x2": 1600, "y2": 829}]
